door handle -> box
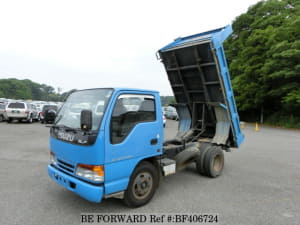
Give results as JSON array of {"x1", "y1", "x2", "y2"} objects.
[{"x1": 150, "y1": 138, "x2": 158, "y2": 145}]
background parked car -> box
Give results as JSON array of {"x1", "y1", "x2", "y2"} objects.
[
  {"x1": 164, "y1": 106, "x2": 178, "y2": 120},
  {"x1": 32, "y1": 103, "x2": 46, "y2": 121},
  {"x1": 0, "y1": 103, "x2": 7, "y2": 122},
  {"x1": 29, "y1": 104, "x2": 40, "y2": 121},
  {"x1": 5, "y1": 102, "x2": 37, "y2": 123},
  {"x1": 41, "y1": 105, "x2": 58, "y2": 124}
]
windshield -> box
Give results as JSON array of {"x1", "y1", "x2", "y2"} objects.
[{"x1": 55, "y1": 89, "x2": 113, "y2": 131}]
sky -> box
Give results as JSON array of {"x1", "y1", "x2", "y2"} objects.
[{"x1": 0, "y1": 0, "x2": 262, "y2": 96}]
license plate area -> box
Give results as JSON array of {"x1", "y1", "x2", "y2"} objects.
[
  {"x1": 54, "y1": 173, "x2": 68, "y2": 186},
  {"x1": 53, "y1": 172, "x2": 76, "y2": 189},
  {"x1": 11, "y1": 110, "x2": 20, "y2": 113}
]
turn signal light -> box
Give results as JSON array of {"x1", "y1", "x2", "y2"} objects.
[
  {"x1": 76, "y1": 164, "x2": 104, "y2": 182},
  {"x1": 77, "y1": 164, "x2": 104, "y2": 176}
]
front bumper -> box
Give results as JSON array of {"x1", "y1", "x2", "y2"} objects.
[{"x1": 48, "y1": 165, "x2": 103, "y2": 202}]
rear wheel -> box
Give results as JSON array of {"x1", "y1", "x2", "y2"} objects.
[
  {"x1": 196, "y1": 145, "x2": 224, "y2": 177},
  {"x1": 7, "y1": 118, "x2": 12, "y2": 123},
  {"x1": 0, "y1": 115, "x2": 3, "y2": 122},
  {"x1": 204, "y1": 147, "x2": 224, "y2": 178},
  {"x1": 124, "y1": 161, "x2": 158, "y2": 208},
  {"x1": 196, "y1": 144, "x2": 214, "y2": 176}
]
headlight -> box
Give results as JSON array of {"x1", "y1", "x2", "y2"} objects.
[
  {"x1": 76, "y1": 164, "x2": 104, "y2": 182},
  {"x1": 50, "y1": 152, "x2": 57, "y2": 165}
]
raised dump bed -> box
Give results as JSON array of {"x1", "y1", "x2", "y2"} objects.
[{"x1": 158, "y1": 25, "x2": 244, "y2": 148}]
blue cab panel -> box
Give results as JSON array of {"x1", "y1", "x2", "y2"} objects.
[
  {"x1": 102, "y1": 89, "x2": 164, "y2": 195},
  {"x1": 158, "y1": 25, "x2": 244, "y2": 147},
  {"x1": 48, "y1": 88, "x2": 164, "y2": 202}
]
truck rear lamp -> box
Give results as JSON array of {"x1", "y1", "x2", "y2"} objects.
[
  {"x1": 76, "y1": 164, "x2": 104, "y2": 182},
  {"x1": 25, "y1": 111, "x2": 29, "y2": 114},
  {"x1": 50, "y1": 152, "x2": 57, "y2": 165}
]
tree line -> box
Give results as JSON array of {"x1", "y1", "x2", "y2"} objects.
[
  {"x1": 0, "y1": 78, "x2": 75, "y2": 102},
  {"x1": 224, "y1": 0, "x2": 300, "y2": 128}
]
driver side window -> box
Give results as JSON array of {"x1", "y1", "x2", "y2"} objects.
[{"x1": 110, "y1": 94, "x2": 156, "y2": 144}]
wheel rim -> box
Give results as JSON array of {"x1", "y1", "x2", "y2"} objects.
[
  {"x1": 132, "y1": 172, "x2": 153, "y2": 200},
  {"x1": 213, "y1": 154, "x2": 223, "y2": 172}
]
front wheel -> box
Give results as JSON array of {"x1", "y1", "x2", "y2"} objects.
[{"x1": 124, "y1": 161, "x2": 158, "y2": 208}]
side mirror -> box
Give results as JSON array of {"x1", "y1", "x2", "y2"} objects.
[{"x1": 80, "y1": 110, "x2": 92, "y2": 131}]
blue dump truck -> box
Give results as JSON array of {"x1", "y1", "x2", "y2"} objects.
[{"x1": 48, "y1": 25, "x2": 244, "y2": 207}]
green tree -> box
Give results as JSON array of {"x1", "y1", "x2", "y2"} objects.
[
  {"x1": 0, "y1": 78, "x2": 64, "y2": 101},
  {"x1": 225, "y1": 0, "x2": 300, "y2": 126}
]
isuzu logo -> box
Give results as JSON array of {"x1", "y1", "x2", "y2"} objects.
[{"x1": 57, "y1": 131, "x2": 75, "y2": 142}]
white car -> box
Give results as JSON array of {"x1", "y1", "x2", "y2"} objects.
[
  {"x1": 164, "y1": 106, "x2": 178, "y2": 120},
  {"x1": 6, "y1": 102, "x2": 38, "y2": 123}
]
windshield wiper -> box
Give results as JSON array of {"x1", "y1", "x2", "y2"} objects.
[
  {"x1": 49, "y1": 124, "x2": 80, "y2": 132},
  {"x1": 49, "y1": 124, "x2": 98, "y2": 135}
]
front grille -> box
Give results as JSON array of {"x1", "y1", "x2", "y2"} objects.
[{"x1": 57, "y1": 158, "x2": 75, "y2": 174}]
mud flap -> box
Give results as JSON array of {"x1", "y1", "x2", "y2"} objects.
[{"x1": 210, "y1": 103, "x2": 230, "y2": 145}]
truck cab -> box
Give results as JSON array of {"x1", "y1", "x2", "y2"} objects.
[
  {"x1": 48, "y1": 88, "x2": 164, "y2": 206},
  {"x1": 48, "y1": 25, "x2": 244, "y2": 207}
]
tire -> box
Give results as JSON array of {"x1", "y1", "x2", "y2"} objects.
[
  {"x1": 0, "y1": 115, "x2": 3, "y2": 122},
  {"x1": 203, "y1": 146, "x2": 224, "y2": 178},
  {"x1": 196, "y1": 144, "x2": 215, "y2": 176},
  {"x1": 124, "y1": 161, "x2": 158, "y2": 208},
  {"x1": 7, "y1": 118, "x2": 12, "y2": 123}
]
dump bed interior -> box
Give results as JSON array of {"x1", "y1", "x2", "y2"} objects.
[{"x1": 158, "y1": 25, "x2": 243, "y2": 148}]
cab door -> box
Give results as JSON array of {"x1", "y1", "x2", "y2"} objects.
[{"x1": 103, "y1": 92, "x2": 163, "y2": 195}]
